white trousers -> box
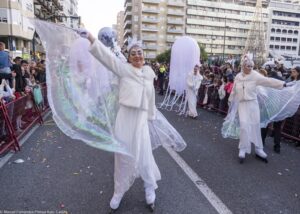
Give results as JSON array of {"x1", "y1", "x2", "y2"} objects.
[
  {"x1": 113, "y1": 105, "x2": 161, "y2": 196},
  {"x1": 238, "y1": 100, "x2": 263, "y2": 154}
]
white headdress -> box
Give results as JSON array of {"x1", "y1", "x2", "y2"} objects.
[
  {"x1": 241, "y1": 52, "x2": 254, "y2": 67},
  {"x1": 127, "y1": 36, "x2": 143, "y2": 52}
]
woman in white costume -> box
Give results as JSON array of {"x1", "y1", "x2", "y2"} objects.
[
  {"x1": 229, "y1": 55, "x2": 288, "y2": 163},
  {"x1": 84, "y1": 33, "x2": 160, "y2": 211},
  {"x1": 186, "y1": 64, "x2": 203, "y2": 118}
]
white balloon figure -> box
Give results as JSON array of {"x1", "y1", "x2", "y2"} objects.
[{"x1": 160, "y1": 36, "x2": 200, "y2": 115}]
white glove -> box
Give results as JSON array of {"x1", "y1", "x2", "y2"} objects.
[
  {"x1": 284, "y1": 81, "x2": 296, "y2": 87},
  {"x1": 75, "y1": 28, "x2": 89, "y2": 38}
]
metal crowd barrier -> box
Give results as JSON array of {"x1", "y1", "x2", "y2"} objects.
[
  {"x1": 197, "y1": 84, "x2": 300, "y2": 142},
  {"x1": 0, "y1": 83, "x2": 49, "y2": 156}
]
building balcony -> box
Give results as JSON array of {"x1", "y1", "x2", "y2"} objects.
[
  {"x1": 125, "y1": 2, "x2": 132, "y2": 11},
  {"x1": 143, "y1": 44, "x2": 158, "y2": 50},
  {"x1": 34, "y1": 8, "x2": 42, "y2": 17},
  {"x1": 143, "y1": 36, "x2": 158, "y2": 41},
  {"x1": 167, "y1": 0, "x2": 185, "y2": 7},
  {"x1": 145, "y1": 53, "x2": 157, "y2": 59},
  {"x1": 142, "y1": 26, "x2": 159, "y2": 32},
  {"x1": 143, "y1": 0, "x2": 160, "y2": 4},
  {"x1": 142, "y1": 17, "x2": 159, "y2": 23},
  {"x1": 167, "y1": 28, "x2": 184, "y2": 34},
  {"x1": 123, "y1": 29, "x2": 132, "y2": 37},
  {"x1": 167, "y1": 18, "x2": 184, "y2": 25},
  {"x1": 142, "y1": 8, "x2": 160, "y2": 14},
  {"x1": 124, "y1": 0, "x2": 132, "y2": 5},
  {"x1": 167, "y1": 10, "x2": 185, "y2": 16},
  {"x1": 124, "y1": 20, "x2": 132, "y2": 28},
  {"x1": 124, "y1": 11, "x2": 132, "y2": 21},
  {"x1": 166, "y1": 37, "x2": 176, "y2": 42}
]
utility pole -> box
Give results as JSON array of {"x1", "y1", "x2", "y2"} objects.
[
  {"x1": 222, "y1": 16, "x2": 227, "y2": 62},
  {"x1": 211, "y1": 33, "x2": 215, "y2": 56}
]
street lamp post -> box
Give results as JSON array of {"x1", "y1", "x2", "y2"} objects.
[
  {"x1": 222, "y1": 16, "x2": 227, "y2": 62},
  {"x1": 211, "y1": 34, "x2": 216, "y2": 56}
]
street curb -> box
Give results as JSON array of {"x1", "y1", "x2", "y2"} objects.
[{"x1": 0, "y1": 111, "x2": 52, "y2": 169}]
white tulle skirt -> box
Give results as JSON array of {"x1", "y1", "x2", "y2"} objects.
[
  {"x1": 113, "y1": 105, "x2": 161, "y2": 195},
  {"x1": 238, "y1": 100, "x2": 263, "y2": 154}
]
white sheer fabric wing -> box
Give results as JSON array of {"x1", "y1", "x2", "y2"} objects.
[
  {"x1": 160, "y1": 36, "x2": 200, "y2": 115},
  {"x1": 222, "y1": 81, "x2": 300, "y2": 139},
  {"x1": 148, "y1": 110, "x2": 186, "y2": 151},
  {"x1": 221, "y1": 96, "x2": 240, "y2": 139},
  {"x1": 258, "y1": 81, "x2": 300, "y2": 127},
  {"x1": 32, "y1": 20, "x2": 129, "y2": 155}
]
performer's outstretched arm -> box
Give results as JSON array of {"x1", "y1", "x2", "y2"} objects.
[
  {"x1": 255, "y1": 72, "x2": 284, "y2": 89},
  {"x1": 85, "y1": 33, "x2": 128, "y2": 77}
]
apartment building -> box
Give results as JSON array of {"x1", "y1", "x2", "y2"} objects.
[
  {"x1": 268, "y1": 0, "x2": 300, "y2": 58},
  {"x1": 34, "y1": 0, "x2": 79, "y2": 28},
  {"x1": 123, "y1": 0, "x2": 186, "y2": 59},
  {"x1": 0, "y1": 0, "x2": 35, "y2": 58},
  {"x1": 59, "y1": 0, "x2": 80, "y2": 28},
  {"x1": 186, "y1": 0, "x2": 269, "y2": 56},
  {"x1": 34, "y1": 0, "x2": 63, "y2": 22},
  {"x1": 116, "y1": 11, "x2": 125, "y2": 47}
]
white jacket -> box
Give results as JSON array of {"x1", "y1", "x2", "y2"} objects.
[
  {"x1": 89, "y1": 40, "x2": 156, "y2": 120},
  {"x1": 186, "y1": 71, "x2": 203, "y2": 93},
  {"x1": 230, "y1": 70, "x2": 284, "y2": 102}
]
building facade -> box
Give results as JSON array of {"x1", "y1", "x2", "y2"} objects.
[
  {"x1": 268, "y1": 0, "x2": 300, "y2": 58},
  {"x1": 123, "y1": 0, "x2": 186, "y2": 60},
  {"x1": 59, "y1": 0, "x2": 80, "y2": 28},
  {"x1": 116, "y1": 11, "x2": 124, "y2": 47},
  {"x1": 0, "y1": 0, "x2": 35, "y2": 58},
  {"x1": 186, "y1": 0, "x2": 269, "y2": 57},
  {"x1": 121, "y1": 0, "x2": 269, "y2": 59}
]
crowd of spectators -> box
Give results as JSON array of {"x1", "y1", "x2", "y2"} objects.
[{"x1": 0, "y1": 42, "x2": 46, "y2": 143}]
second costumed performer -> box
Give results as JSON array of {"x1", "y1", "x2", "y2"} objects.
[{"x1": 224, "y1": 55, "x2": 296, "y2": 163}]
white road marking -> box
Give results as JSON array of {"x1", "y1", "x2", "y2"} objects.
[{"x1": 164, "y1": 146, "x2": 233, "y2": 214}]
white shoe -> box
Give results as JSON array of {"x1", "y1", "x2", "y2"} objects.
[
  {"x1": 109, "y1": 193, "x2": 123, "y2": 210},
  {"x1": 145, "y1": 187, "x2": 156, "y2": 205},
  {"x1": 238, "y1": 149, "x2": 246, "y2": 159},
  {"x1": 255, "y1": 148, "x2": 267, "y2": 158}
]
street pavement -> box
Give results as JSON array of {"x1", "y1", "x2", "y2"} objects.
[{"x1": 0, "y1": 100, "x2": 300, "y2": 214}]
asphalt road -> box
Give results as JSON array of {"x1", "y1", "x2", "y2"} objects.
[{"x1": 0, "y1": 100, "x2": 299, "y2": 214}]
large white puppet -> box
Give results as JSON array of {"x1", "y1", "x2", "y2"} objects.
[
  {"x1": 32, "y1": 20, "x2": 186, "y2": 212},
  {"x1": 186, "y1": 64, "x2": 203, "y2": 118},
  {"x1": 160, "y1": 36, "x2": 200, "y2": 116},
  {"x1": 222, "y1": 54, "x2": 300, "y2": 163}
]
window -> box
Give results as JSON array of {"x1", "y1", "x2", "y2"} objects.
[
  {"x1": 292, "y1": 46, "x2": 297, "y2": 50},
  {"x1": 276, "y1": 37, "x2": 280, "y2": 41},
  {"x1": 287, "y1": 38, "x2": 292, "y2": 42},
  {"x1": 286, "y1": 46, "x2": 291, "y2": 50},
  {"x1": 275, "y1": 45, "x2": 279, "y2": 49},
  {"x1": 280, "y1": 46, "x2": 285, "y2": 50},
  {"x1": 294, "y1": 30, "x2": 298, "y2": 35},
  {"x1": 282, "y1": 29, "x2": 287, "y2": 34},
  {"x1": 293, "y1": 38, "x2": 297, "y2": 43},
  {"x1": 270, "y1": 36, "x2": 274, "y2": 41},
  {"x1": 281, "y1": 38, "x2": 286, "y2": 42},
  {"x1": 271, "y1": 28, "x2": 275, "y2": 33},
  {"x1": 270, "y1": 45, "x2": 274, "y2": 49},
  {"x1": 276, "y1": 29, "x2": 281, "y2": 33}
]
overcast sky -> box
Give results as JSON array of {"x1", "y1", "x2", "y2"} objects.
[{"x1": 78, "y1": 0, "x2": 124, "y2": 36}]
